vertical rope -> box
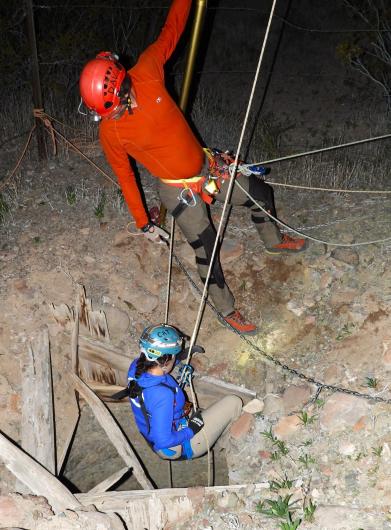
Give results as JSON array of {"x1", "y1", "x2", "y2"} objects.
[
  {"x1": 164, "y1": 216, "x2": 175, "y2": 325},
  {"x1": 181, "y1": 0, "x2": 279, "y2": 374}
]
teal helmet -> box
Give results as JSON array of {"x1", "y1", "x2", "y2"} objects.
[{"x1": 139, "y1": 324, "x2": 183, "y2": 361}]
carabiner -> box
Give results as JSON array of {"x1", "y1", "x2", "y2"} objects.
[{"x1": 178, "y1": 187, "x2": 197, "y2": 207}]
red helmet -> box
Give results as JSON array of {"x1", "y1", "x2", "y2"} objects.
[{"x1": 79, "y1": 52, "x2": 126, "y2": 118}]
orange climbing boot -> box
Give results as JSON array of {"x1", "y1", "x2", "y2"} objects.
[
  {"x1": 265, "y1": 233, "x2": 308, "y2": 255},
  {"x1": 257, "y1": 221, "x2": 308, "y2": 254},
  {"x1": 221, "y1": 310, "x2": 258, "y2": 335}
]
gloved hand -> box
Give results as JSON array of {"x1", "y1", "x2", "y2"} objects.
[
  {"x1": 141, "y1": 222, "x2": 169, "y2": 244},
  {"x1": 187, "y1": 410, "x2": 204, "y2": 435}
]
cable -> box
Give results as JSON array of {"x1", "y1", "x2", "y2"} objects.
[
  {"x1": 234, "y1": 178, "x2": 391, "y2": 247},
  {"x1": 265, "y1": 180, "x2": 391, "y2": 194},
  {"x1": 248, "y1": 132, "x2": 391, "y2": 167}
]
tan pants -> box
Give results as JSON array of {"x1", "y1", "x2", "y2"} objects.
[{"x1": 156, "y1": 395, "x2": 243, "y2": 460}]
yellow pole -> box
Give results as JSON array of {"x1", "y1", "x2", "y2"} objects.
[
  {"x1": 179, "y1": 0, "x2": 208, "y2": 112},
  {"x1": 159, "y1": 0, "x2": 208, "y2": 226}
]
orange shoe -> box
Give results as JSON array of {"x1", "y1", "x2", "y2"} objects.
[
  {"x1": 265, "y1": 234, "x2": 308, "y2": 255},
  {"x1": 221, "y1": 310, "x2": 258, "y2": 335}
]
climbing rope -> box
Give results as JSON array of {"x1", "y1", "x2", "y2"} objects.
[
  {"x1": 181, "y1": 0, "x2": 280, "y2": 376},
  {"x1": 234, "y1": 178, "x2": 391, "y2": 247},
  {"x1": 0, "y1": 126, "x2": 36, "y2": 192},
  {"x1": 250, "y1": 132, "x2": 391, "y2": 168},
  {"x1": 265, "y1": 180, "x2": 391, "y2": 193},
  {"x1": 164, "y1": 216, "x2": 175, "y2": 325}
]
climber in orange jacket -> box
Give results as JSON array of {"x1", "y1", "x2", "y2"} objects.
[{"x1": 79, "y1": 0, "x2": 307, "y2": 335}]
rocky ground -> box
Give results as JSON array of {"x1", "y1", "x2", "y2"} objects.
[{"x1": 0, "y1": 147, "x2": 391, "y2": 529}]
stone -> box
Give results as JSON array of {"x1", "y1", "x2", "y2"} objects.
[
  {"x1": 286, "y1": 300, "x2": 306, "y2": 316},
  {"x1": 319, "y1": 393, "x2": 370, "y2": 432},
  {"x1": 216, "y1": 491, "x2": 240, "y2": 510},
  {"x1": 243, "y1": 398, "x2": 264, "y2": 414},
  {"x1": 13, "y1": 279, "x2": 28, "y2": 291},
  {"x1": 0, "y1": 494, "x2": 53, "y2": 527},
  {"x1": 187, "y1": 487, "x2": 205, "y2": 507},
  {"x1": 352, "y1": 415, "x2": 368, "y2": 432},
  {"x1": 330, "y1": 247, "x2": 359, "y2": 267},
  {"x1": 220, "y1": 239, "x2": 244, "y2": 264},
  {"x1": 102, "y1": 305, "x2": 130, "y2": 339},
  {"x1": 230, "y1": 412, "x2": 254, "y2": 439},
  {"x1": 121, "y1": 286, "x2": 159, "y2": 315},
  {"x1": 338, "y1": 441, "x2": 356, "y2": 456},
  {"x1": 273, "y1": 415, "x2": 301, "y2": 440},
  {"x1": 258, "y1": 450, "x2": 272, "y2": 460},
  {"x1": 113, "y1": 229, "x2": 131, "y2": 247},
  {"x1": 8, "y1": 393, "x2": 21, "y2": 414},
  {"x1": 314, "y1": 505, "x2": 385, "y2": 529},
  {"x1": 282, "y1": 385, "x2": 312, "y2": 413},
  {"x1": 84, "y1": 255, "x2": 96, "y2": 264},
  {"x1": 381, "y1": 338, "x2": 391, "y2": 368},
  {"x1": 79, "y1": 227, "x2": 90, "y2": 236},
  {"x1": 262, "y1": 395, "x2": 284, "y2": 418}
]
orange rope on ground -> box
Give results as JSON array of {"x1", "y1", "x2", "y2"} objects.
[
  {"x1": 0, "y1": 125, "x2": 36, "y2": 192},
  {"x1": 33, "y1": 108, "x2": 57, "y2": 156},
  {"x1": 40, "y1": 120, "x2": 119, "y2": 188}
]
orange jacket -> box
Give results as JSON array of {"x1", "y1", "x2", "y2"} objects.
[{"x1": 99, "y1": 0, "x2": 204, "y2": 228}]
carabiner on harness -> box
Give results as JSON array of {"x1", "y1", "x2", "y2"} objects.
[
  {"x1": 230, "y1": 162, "x2": 267, "y2": 177},
  {"x1": 178, "y1": 187, "x2": 197, "y2": 207},
  {"x1": 178, "y1": 363, "x2": 194, "y2": 388}
]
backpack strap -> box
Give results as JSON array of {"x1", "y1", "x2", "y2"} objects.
[{"x1": 137, "y1": 382, "x2": 177, "y2": 435}]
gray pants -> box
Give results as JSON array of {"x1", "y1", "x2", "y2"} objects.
[
  {"x1": 158, "y1": 168, "x2": 278, "y2": 315},
  {"x1": 156, "y1": 395, "x2": 243, "y2": 460}
]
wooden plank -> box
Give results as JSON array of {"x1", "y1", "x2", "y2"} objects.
[
  {"x1": 57, "y1": 394, "x2": 80, "y2": 476},
  {"x1": 71, "y1": 307, "x2": 79, "y2": 375},
  {"x1": 0, "y1": 430, "x2": 80, "y2": 513},
  {"x1": 86, "y1": 381, "x2": 126, "y2": 400},
  {"x1": 71, "y1": 374, "x2": 153, "y2": 490},
  {"x1": 77, "y1": 482, "x2": 269, "y2": 512},
  {"x1": 20, "y1": 328, "x2": 56, "y2": 476},
  {"x1": 88, "y1": 466, "x2": 130, "y2": 494},
  {"x1": 78, "y1": 335, "x2": 131, "y2": 374}
]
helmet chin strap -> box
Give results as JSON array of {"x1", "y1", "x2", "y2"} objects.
[{"x1": 119, "y1": 76, "x2": 133, "y2": 115}]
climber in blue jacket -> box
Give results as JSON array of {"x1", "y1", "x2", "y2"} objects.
[{"x1": 124, "y1": 324, "x2": 242, "y2": 460}]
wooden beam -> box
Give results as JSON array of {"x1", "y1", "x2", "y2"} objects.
[
  {"x1": 77, "y1": 482, "x2": 269, "y2": 511},
  {"x1": 20, "y1": 328, "x2": 56, "y2": 478},
  {"x1": 71, "y1": 374, "x2": 153, "y2": 490},
  {"x1": 85, "y1": 381, "x2": 126, "y2": 400},
  {"x1": 78, "y1": 335, "x2": 131, "y2": 374},
  {"x1": 71, "y1": 307, "x2": 80, "y2": 375},
  {"x1": 88, "y1": 466, "x2": 130, "y2": 494},
  {"x1": 0, "y1": 430, "x2": 80, "y2": 513}
]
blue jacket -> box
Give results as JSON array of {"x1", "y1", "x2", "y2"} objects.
[{"x1": 127, "y1": 359, "x2": 194, "y2": 451}]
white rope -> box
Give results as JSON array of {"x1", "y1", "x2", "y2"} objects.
[
  {"x1": 234, "y1": 179, "x2": 391, "y2": 247},
  {"x1": 181, "y1": 0, "x2": 279, "y2": 373},
  {"x1": 250, "y1": 132, "x2": 391, "y2": 167},
  {"x1": 164, "y1": 216, "x2": 175, "y2": 325},
  {"x1": 265, "y1": 180, "x2": 391, "y2": 194}
]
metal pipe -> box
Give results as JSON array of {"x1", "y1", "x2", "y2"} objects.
[
  {"x1": 179, "y1": 0, "x2": 208, "y2": 112},
  {"x1": 159, "y1": 0, "x2": 208, "y2": 227}
]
